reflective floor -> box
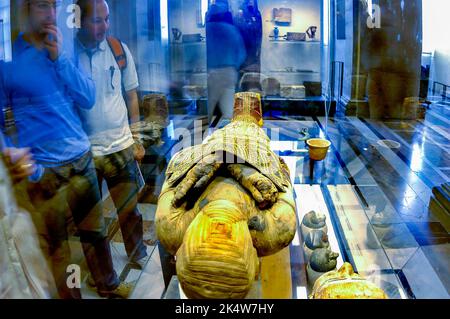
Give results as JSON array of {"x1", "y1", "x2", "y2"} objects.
[{"x1": 73, "y1": 99, "x2": 450, "y2": 299}]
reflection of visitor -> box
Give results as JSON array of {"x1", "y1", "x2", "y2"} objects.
[
  {"x1": 0, "y1": 0, "x2": 129, "y2": 299},
  {"x1": 76, "y1": 0, "x2": 148, "y2": 275},
  {"x1": 206, "y1": 0, "x2": 246, "y2": 122},
  {"x1": 0, "y1": 132, "x2": 57, "y2": 299},
  {"x1": 234, "y1": 0, "x2": 263, "y2": 86},
  {"x1": 361, "y1": 0, "x2": 422, "y2": 119}
]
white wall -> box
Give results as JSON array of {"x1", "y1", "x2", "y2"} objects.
[
  {"x1": 168, "y1": 0, "x2": 206, "y2": 74},
  {"x1": 108, "y1": 0, "x2": 169, "y2": 93},
  {"x1": 168, "y1": 0, "x2": 206, "y2": 38},
  {"x1": 432, "y1": 49, "x2": 450, "y2": 88},
  {"x1": 260, "y1": 0, "x2": 321, "y2": 42},
  {"x1": 135, "y1": 0, "x2": 169, "y2": 93},
  {"x1": 166, "y1": 0, "x2": 323, "y2": 87},
  {"x1": 168, "y1": 0, "x2": 207, "y2": 87},
  {"x1": 259, "y1": 0, "x2": 322, "y2": 85},
  {"x1": 423, "y1": 0, "x2": 450, "y2": 89},
  {"x1": 334, "y1": 0, "x2": 354, "y2": 101},
  {"x1": 422, "y1": 0, "x2": 450, "y2": 53}
]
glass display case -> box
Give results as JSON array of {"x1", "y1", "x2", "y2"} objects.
[
  {"x1": 0, "y1": 0, "x2": 449, "y2": 300},
  {"x1": 166, "y1": 0, "x2": 331, "y2": 117}
]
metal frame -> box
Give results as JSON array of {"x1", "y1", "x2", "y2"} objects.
[{"x1": 432, "y1": 81, "x2": 449, "y2": 101}]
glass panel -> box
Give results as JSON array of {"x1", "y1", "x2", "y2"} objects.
[{"x1": 0, "y1": 0, "x2": 448, "y2": 300}]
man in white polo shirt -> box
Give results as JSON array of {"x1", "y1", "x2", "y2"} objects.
[{"x1": 75, "y1": 0, "x2": 147, "y2": 273}]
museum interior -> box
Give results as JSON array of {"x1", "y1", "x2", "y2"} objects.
[{"x1": 0, "y1": 0, "x2": 449, "y2": 299}]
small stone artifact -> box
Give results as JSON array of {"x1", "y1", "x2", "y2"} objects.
[
  {"x1": 281, "y1": 85, "x2": 306, "y2": 99},
  {"x1": 262, "y1": 77, "x2": 281, "y2": 96},
  {"x1": 301, "y1": 210, "x2": 327, "y2": 239},
  {"x1": 306, "y1": 248, "x2": 339, "y2": 288},
  {"x1": 310, "y1": 262, "x2": 388, "y2": 299},
  {"x1": 156, "y1": 92, "x2": 297, "y2": 299},
  {"x1": 303, "y1": 230, "x2": 330, "y2": 262}
]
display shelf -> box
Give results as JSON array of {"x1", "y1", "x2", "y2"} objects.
[
  {"x1": 170, "y1": 70, "x2": 206, "y2": 74},
  {"x1": 171, "y1": 41, "x2": 206, "y2": 45},
  {"x1": 267, "y1": 70, "x2": 319, "y2": 73},
  {"x1": 168, "y1": 96, "x2": 325, "y2": 102},
  {"x1": 324, "y1": 185, "x2": 409, "y2": 299},
  {"x1": 263, "y1": 96, "x2": 324, "y2": 102},
  {"x1": 135, "y1": 118, "x2": 416, "y2": 299},
  {"x1": 268, "y1": 40, "x2": 321, "y2": 44}
]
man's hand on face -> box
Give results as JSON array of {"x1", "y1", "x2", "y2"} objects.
[{"x1": 43, "y1": 25, "x2": 63, "y2": 61}]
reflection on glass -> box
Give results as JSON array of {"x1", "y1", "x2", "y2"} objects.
[
  {"x1": 160, "y1": 0, "x2": 169, "y2": 40},
  {"x1": 0, "y1": 19, "x2": 4, "y2": 60},
  {"x1": 410, "y1": 143, "x2": 423, "y2": 172}
]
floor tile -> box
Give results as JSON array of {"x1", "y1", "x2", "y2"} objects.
[
  {"x1": 402, "y1": 248, "x2": 449, "y2": 298},
  {"x1": 383, "y1": 122, "x2": 415, "y2": 130},
  {"x1": 138, "y1": 203, "x2": 157, "y2": 221},
  {"x1": 383, "y1": 247, "x2": 419, "y2": 270},
  {"x1": 420, "y1": 244, "x2": 450, "y2": 293},
  {"x1": 356, "y1": 186, "x2": 404, "y2": 224},
  {"x1": 441, "y1": 169, "x2": 450, "y2": 179},
  {"x1": 131, "y1": 248, "x2": 165, "y2": 299},
  {"x1": 347, "y1": 248, "x2": 393, "y2": 272},
  {"x1": 406, "y1": 222, "x2": 450, "y2": 246},
  {"x1": 372, "y1": 223, "x2": 418, "y2": 250},
  {"x1": 120, "y1": 114, "x2": 450, "y2": 299}
]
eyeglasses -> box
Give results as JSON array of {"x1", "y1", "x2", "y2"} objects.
[{"x1": 30, "y1": 0, "x2": 62, "y2": 12}]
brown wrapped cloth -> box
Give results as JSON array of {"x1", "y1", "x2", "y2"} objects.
[
  {"x1": 156, "y1": 92, "x2": 297, "y2": 299},
  {"x1": 141, "y1": 93, "x2": 170, "y2": 127},
  {"x1": 131, "y1": 94, "x2": 169, "y2": 148}
]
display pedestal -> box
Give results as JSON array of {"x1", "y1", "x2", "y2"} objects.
[{"x1": 163, "y1": 276, "x2": 261, "y2": 299}]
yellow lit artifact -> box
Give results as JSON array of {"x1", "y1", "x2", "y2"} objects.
[
  {"x1": 156, "y1": 92, "x2": 297, "y2": 299},
  {"x1": 310, "y1": 262, "x2": 388, "y2": 299}
]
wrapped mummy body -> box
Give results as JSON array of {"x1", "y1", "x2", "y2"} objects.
[{"x1": 156, "y1": 92, "x2": 297, "y2": 299}]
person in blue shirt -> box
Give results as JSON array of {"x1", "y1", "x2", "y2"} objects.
[
  {"x1": 0, "y1": 0, "x2": 131, "y2": 299},
  {"x1": 234, "y1": 0, "x2": 262, "y2": 74},
  {"x1": 206, "y1": 0, "x2": 247, "y2": 122}
]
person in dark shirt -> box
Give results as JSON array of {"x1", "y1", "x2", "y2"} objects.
[
  {"x1": 234, "y1": 0, "x2": 263, "y2": 76},
  {"x1": 206, "y1": 0, "x2": 246, "y2": 122}
]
